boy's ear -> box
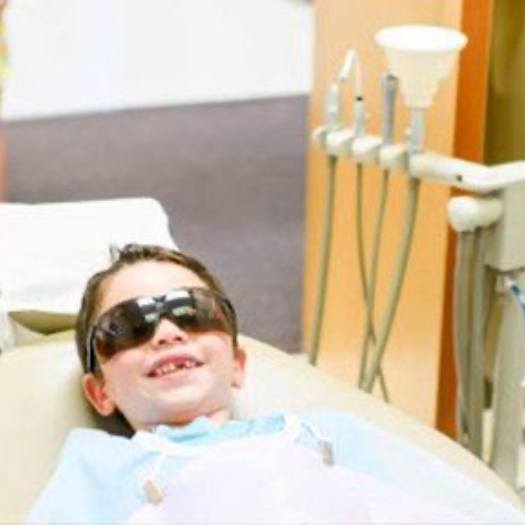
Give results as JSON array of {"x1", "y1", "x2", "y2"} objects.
[
  {"x1": 232, "y1": 346, "x2": 247, "y2": 388},
  {"x1": 82, "y1": 373, "x2": 117, "y2": 417}
]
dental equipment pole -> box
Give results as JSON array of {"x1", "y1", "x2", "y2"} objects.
[
  {"x1": 357, "y1": 74, "x2": 398, "y2": 397},
  {"x1": 361, "y1": 25, "x2": 467, "y2": 393},
  {"x1": 308, "y1": 51, "x2": 362, "y2": 366}
]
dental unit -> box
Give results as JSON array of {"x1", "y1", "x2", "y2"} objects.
[{"x1": 311, "y1": 24, "x2": 525, "y2": 490}]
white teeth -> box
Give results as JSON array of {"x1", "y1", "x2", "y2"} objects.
[{"x1": 153, "y1": 359, "x2": 198, "y2": 376}]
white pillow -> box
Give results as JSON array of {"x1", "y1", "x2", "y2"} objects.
[{"x1": 0, "y1": 198, "x2": 177, "y2": 349}]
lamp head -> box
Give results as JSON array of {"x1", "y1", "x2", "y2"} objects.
[{"x1": 375, "y1": 25, "x2": 467, "y2": 109}]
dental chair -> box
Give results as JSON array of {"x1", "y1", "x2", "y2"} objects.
[
  {"x1": 0, "y1": 198, "x2": 523, "y2": 523},
  {"x1": 1, "y1": 331, "x2": 524, "y2": 523}
]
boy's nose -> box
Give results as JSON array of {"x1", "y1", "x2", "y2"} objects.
[{"x1": 150, "y1": 318, "x2": 189, "y2": 348}]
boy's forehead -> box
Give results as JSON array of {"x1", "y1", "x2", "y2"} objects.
[{"x1": 99, "y1": 261, "x2": 207, "y2": 313}]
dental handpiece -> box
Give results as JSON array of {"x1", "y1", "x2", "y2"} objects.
[
  {"x1": 324, "y1": 82, "x2": 343, "y2": 131},
  {"x1": 381, "y1": 74, "x2": 398, "y2": 144}
]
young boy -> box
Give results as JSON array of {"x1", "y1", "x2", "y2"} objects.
[
  {"x1": 76, "y1": 243, "x2": 246, "y2": 434},
  {"x1": 27, "y1": 244, "x2": 522, "y2": 524}
]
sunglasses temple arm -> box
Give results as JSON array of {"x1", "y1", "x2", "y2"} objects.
[{"x1": 86, "y1": 330, "x2": 95, "y2": 372}]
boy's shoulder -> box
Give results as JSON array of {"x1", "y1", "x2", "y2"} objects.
[{"x1": 28, "y1": 428, "x2": 145, "y2": 524}]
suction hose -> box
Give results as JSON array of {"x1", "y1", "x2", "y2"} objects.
[
  {"x1": 447, "y1": 195, "x2": 503, "y2": 454},
  {"x1": 466, "y1": 228, "x2": 487, "y2": 456},
  {"x1": 357, "y1": 73, "x2": 397, "y2": 397},
  {"x1": 453, "y1": 230, "x2": 474, "y2": 445},
  {"x1": 308, "y1": 155, "x2": 338, "y2": 365},
  {"x1": 355, "y1": 163, "x2": 391, "y2": 400},
  {"x1": 362, "y1": 175, "x2": 421, "y2": 392}
]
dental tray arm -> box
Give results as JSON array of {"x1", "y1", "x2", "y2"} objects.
[{"x1": 409, "y1": 153, "x2": 525, "y2": 193}]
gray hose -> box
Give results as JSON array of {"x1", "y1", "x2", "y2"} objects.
[
  {"x1": 357, "y1": 74, "x2": 397, "y2": 397},
  {"x1": 356, "y1": 166, "x2": 391, "y2": 401},
  {"x1": 363, "y1": 176, "x2": 421, "y2": 392},
  {"x1": 453, "y1": 231, "x2": 474, "y2": 446},
  {"x1": 355, "y1": 163, "x2": 368, "y2": 322},
  {"x1": 308, "y1": 155, "x2": 338, "y2": 365},
  {"x1": 467, "y1": 228, "x2": 486, "y2": 457}
]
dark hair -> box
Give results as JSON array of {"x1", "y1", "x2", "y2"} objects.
[{"x1": 75, "y1": 243, "x2": 238, "y2": 373}]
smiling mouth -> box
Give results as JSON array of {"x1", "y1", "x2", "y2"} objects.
[{"x1": 149, "y1": 359, "x2": 203, "y2": 378}]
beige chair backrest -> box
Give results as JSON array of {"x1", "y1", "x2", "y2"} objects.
[{"x1": 0, "y1": 334, "x2": 520, "y2": 523}]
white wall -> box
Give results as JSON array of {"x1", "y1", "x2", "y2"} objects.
[{"x1": 3, "y1": 0, "x2": 313, "y2": 120}]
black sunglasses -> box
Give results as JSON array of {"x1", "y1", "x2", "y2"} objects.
[{"x1": 85, "y1": 287, "x2": 237, "y2": 372}]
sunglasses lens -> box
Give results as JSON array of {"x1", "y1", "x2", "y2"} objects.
[
  {"x1": 93, "y1": 300, "x2": 156, "y2": 357},
  {"x1": 165, "y1": 289, "x2": 231, "y2": 334}
]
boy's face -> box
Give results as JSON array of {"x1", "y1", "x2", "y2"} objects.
[{"x1": 82, "y1": 261, "x2": 246, "y2": 430}]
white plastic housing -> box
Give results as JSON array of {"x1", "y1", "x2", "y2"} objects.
[
  {"x1": 410, "y1": 153, "x2": 525, "y2": 193},
  {"x1": 311, "y1": 125, "x2": 329, "y2": 149},
  {"x1": 375, "y1": 25, "x2": 467, "y2": 109},
  {"x1": 379, "y1": 143, "x2": 408, "y2": 171},
  {"x1": 352, "y1": 135, "x2": 382, "y2": 164},
  {"x1": 410, "y1": 153, "x2": 492, "y2": 192},
  {"x1": 325, "y1": 128, "x2": 355, "y2": 156},
  {"x1": 485, "y1": 183, "x2": 525, "y2": 271},
  {"x1": 447, "y1": 196, "x2": 502, "y2": 233}
]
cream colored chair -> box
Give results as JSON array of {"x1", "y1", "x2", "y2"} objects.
[{"x1": 1, "y1": 332, "x2": 523, "y2": 524}]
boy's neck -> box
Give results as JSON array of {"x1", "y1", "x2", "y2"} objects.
[{"x1": 133, "y1": 408, "x2": 233, "y2": 433}]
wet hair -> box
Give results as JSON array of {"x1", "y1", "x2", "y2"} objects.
[{"x1": 75, "y1": 243, "x2": 238, "y2": 374}]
